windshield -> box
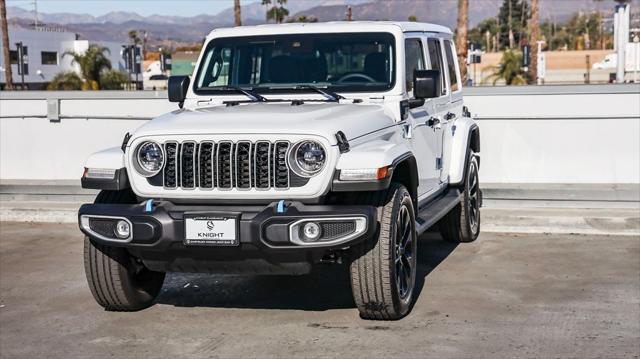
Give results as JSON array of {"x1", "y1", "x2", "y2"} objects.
[{"x1": 193, "y1": 32, "x2": 396, "y2": 95}]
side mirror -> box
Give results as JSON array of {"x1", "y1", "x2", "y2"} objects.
[
  {"x1": 168, "y1": 75, "x2": 190, "y2": 107},
  {"x1": 413, "y1": 69, "x2": 440, "y2": 99}
]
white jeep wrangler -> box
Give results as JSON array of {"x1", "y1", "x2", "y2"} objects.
[{"x1": 79, "y1": 22, "x2": 481, "y2": 320}]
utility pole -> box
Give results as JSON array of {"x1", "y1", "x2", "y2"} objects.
[
  {"x1": 32, "y1": 0, "x2": 38, "y2": 30},
  {"x1": 508, "y1": 0, "x2": 514, "y2": 49},
  {"x1": 0, "y1": 0, "x2": 14, "y2": 90},
  {"x1": 528, "y1": 0, "x2": 539, "y2": 84},
  {"x1": 455, "y1": 0, "x2": 469, "y2": 84},
  {"x1": 234, "y1": 0, "x2": 242, "y2": 26}
]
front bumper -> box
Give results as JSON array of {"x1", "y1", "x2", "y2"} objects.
[{"x1": 78, "y1": 200, "x2": 376, "y2": 273}]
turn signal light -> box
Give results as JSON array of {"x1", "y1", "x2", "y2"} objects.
[{"x1": 339, "y1": 166, "x2": 392, "y2": 181}]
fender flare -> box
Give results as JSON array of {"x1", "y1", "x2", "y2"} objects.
[
  {"x1": 448, "y1": 118, "x2": 480, "y2": 186},
  {"x1": 332, "y1": 148, "x2": 419, "y2": 204},
  {"x1": 81, "y1": 147, "x2": 130, "y2": 190}
]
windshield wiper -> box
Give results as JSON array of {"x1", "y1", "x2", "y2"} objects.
[
  {"x1": 295, "y1": 85, "x2": 345, "y2": 102},
  {"x1": 206, "y1": 85, "x2": 266, "y2": 102},
  {"x1": 268, "y1": 85, "x2": 345, "y2": 102}
]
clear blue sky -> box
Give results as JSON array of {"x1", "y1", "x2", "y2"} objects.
[{"x1": 7, "y1": 0, "x2": 260, "y2": 17}]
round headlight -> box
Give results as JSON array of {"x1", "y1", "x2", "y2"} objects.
[
  {"x1": 135, "y1": 141, "x2": 164, "y2": 177},
  {"x1": 291, "y1": 140, "x2": 326, "y2": 177}
]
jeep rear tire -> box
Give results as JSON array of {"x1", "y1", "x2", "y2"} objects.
[
  {"x1": 84, "y1": 190, "x2": 165, "y2": 311},
  {"x1": 440, "y1": 150, "x2": 481, "y2": 243},
  {"x1": 349, "y1": 183, "x2": 417, "y2": 320}
]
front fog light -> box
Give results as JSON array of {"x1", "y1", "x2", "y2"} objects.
[
  {"x1": 114, "y1": 220, "x2": 131, "y2": 239},
  {"x1": 302, "y1": 222, "x2": 321, "y2": 241}
]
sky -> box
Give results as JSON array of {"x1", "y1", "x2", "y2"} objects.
[{"x1": 7, "y1": 0, "x2": 260, "y2": 17}]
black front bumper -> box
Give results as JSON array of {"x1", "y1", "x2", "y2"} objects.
[{"x1": 78, "y1": 200, "x2": 376, "y2": 274}]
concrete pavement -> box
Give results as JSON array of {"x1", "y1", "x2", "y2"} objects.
[{"x1": 0, "y1": 222, "x2": 638, "y2": 358}]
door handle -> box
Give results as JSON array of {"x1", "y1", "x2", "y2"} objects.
[
  {"x1": 444, "y1": 112, "x2": 456, "y2": 121},
  {"x1": 426, "y1": 117, "x2": 440, "y2": 127}
]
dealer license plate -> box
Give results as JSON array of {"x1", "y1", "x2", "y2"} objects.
[{"x1": 184, "y1": 215, "x2": 238, "y2": 246}]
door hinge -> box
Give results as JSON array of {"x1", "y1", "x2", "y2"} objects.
[{"x1": 436, "y1": 157, "x2": 443, "y2": 170}]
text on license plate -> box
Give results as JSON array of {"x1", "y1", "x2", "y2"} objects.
[{"x1": 184, "y1": 216, "x2": 238, "y2": 246}]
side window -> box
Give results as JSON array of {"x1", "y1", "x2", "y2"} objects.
[
  {"x1": 404, "y1": 38, "x2": 425, "y2": 94},
  {"x1": 427, "y1": 38, "x2": 447, "y2": 96},
  {"x1": 444, "y1": 40, "x2": 460, "y2": 92},
  {"x1": 197, "y1": 46, "x2": 232, "y2": 88}
]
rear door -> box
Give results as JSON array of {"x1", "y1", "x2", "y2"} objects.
[{"x1": 440, "y1": 39, "x2": 463, "y2": 183}]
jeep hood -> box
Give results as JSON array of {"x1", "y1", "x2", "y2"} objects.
[{"x1": 132, "y1": 102, "x2": 395, "y2": 144}]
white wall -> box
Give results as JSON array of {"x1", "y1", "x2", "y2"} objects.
[
  {"x1": 1, "y1": 85, "x2": 639, "y2": 184},
  {"x1": 463, "y1": 86, "x2": 640, "y2": 183}
]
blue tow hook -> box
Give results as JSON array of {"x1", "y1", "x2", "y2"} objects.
[
  {"x1": 276, "y1": 200, "x2": 286, "y2": 214},
  {"x1": 145, "y1": 199, "x2": 154, "y2": 213}
]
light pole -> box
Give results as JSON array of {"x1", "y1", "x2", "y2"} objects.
[
  {"x1": 614, "y1": 0, "x2": 631, "y2": 83},
  {"x1": 15, "y1": 41, "x2": 25, "y2": 89}
]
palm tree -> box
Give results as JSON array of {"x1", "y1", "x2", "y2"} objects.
[
  {"x1": 62, "y1": 44, "x2": 112, "y2": 90},
  {"x1": 455, "y1": 0, "x2": 469, "y2": 84},
  {"x1": 234, "y1": 0, "x2": 242, "y2": 26},
  {"x1": 485, "y1": 50, "x2": 527, "y2": 85},
  {"x1": 262, "y1": 0, "x2": 289, "y2": 23},
  {"x1": 0, "y1": 0, "x2": 14, "y2": 90},
  {"x1": 128, "y1": 30, "x2": 141, "y2": 45},
  {"x1": 528, "y1": 0, "x2": 539, "y2": 84}
]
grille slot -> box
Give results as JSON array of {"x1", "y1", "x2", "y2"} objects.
[
  {"x1": 180, "y1": 142, "x2": 196, "y2": 188},
  {"x1": 160, "y1": 140, "x2": 299, "y2": 190},
  {"x1": 274, "y1": 141, "x2": 290, "y2": 189},
  {"x1": 254, "y1": 141, "x2": 271, "y2": 189},
  {"x1": 163, "y1": 142, "x2": 178, "y2": 188},
  {"x1": 198, "y1": 142, "x2": 214, "y2": 189},
  {"x1": 235, "y1": 141, "x2": 252, "y2": 189},
  {"x1": 217, "y1": 142, "x2": 233, "y2": 189}
]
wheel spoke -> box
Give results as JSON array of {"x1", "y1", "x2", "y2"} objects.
[
  {"x1": 470, "y1": 168, "x2": 477, "y2": 193},
  {"x1": 401, "y1": 255, "x2": 411, "y2": 272},
  {"x1": 393, "y1": 203, "x2": 416, "y2": 299}
]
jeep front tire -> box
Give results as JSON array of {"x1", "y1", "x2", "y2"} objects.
[
  {"x1": 84, "y1": 190, "x2": 166, "y2": 311},
  {"x1": 349, "y1": 183, "x2": 417, "y2": 320}
]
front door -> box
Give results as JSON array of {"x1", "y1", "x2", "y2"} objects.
[{"x1": 404, "y1": 38, "x2": 442, "y2": 197}]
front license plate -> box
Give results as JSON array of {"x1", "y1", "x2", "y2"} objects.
[{"x1": 184, "y1": 215, "x2": 238, "y2": 246}]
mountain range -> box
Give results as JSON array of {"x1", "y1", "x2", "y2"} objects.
[{"x1": 6, "y1": 0, "x2": 636, "y2": 47}]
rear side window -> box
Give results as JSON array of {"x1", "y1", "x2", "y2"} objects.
[
  {"x1": 426, "y1": 38, "x2": 446, "y2": 96},
  {"x1": 444, "y1": 40, "x2": 460, "y2": 92},
  {"x1": 404, "y1": 39, "x2": 425, "y2": 93}
]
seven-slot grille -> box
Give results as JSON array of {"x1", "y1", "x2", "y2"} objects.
[{"x1": 161, "y1": 141, "x2": 292, "y2": 190}]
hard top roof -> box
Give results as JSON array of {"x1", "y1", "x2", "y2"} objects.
[{"x1": 206, "y1": 21, "x2": 452, "y2": 39}]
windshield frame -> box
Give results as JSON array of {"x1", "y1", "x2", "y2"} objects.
[{"x1": 192, "y1": 32, "x2": 397, "y2": 97}]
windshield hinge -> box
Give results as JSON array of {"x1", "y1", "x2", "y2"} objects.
[{"x1": 335, "y1": 131, "x2": 350, "y2": 153}]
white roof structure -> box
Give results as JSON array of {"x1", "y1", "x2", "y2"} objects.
[{"x1": 207, "y1": 21, "x2": 452, "y2": 39}]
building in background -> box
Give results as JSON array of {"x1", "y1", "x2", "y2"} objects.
[
  {"x1": 170, "y1": 51, "x2": 199, "y2": 76},
  {"x1": 0, "y1": 26, "x2": 139, "y2": 90}
]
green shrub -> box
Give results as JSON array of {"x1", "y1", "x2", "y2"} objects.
[
  {"x1": 100, "y1": 70, "x2": 130, "y2": 90},
  {"x1": 47, "y1": 72, "x2": 83, "y2": 91}
]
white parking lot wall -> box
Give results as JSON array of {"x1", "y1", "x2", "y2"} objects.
[{"x1": 1, "y1": 85, "x2": 639, "y2": 184}]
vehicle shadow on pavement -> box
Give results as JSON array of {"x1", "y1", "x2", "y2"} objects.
[
  {"x1": 413, "y1": 232, "x2": 459, "y2": 305},
  {"x1": 155, "y1": 232, "x2": 457, "y2": 312}
]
